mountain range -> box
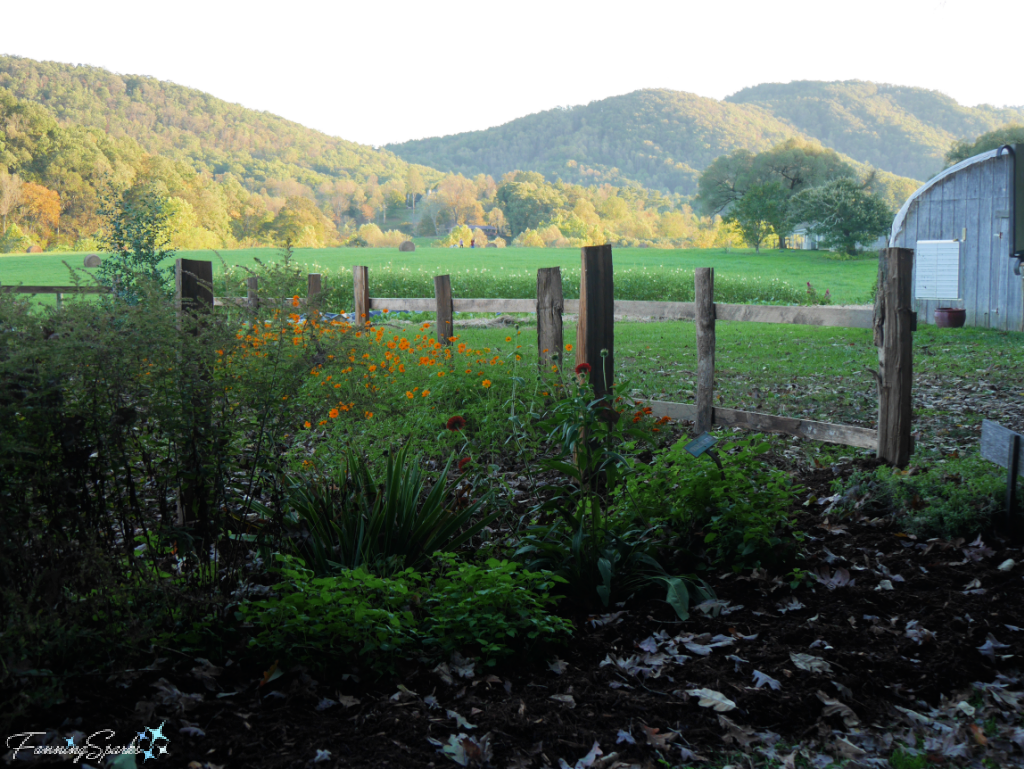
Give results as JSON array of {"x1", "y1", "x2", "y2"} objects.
[{"x1": 388, "y1": 84, "x2": 1024, "y2": 193}]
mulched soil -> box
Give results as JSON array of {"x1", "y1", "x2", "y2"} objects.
[{"x1": 7, "y1": 457, "x2": 1024, "y2": 769}]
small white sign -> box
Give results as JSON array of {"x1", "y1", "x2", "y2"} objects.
[{"x1": 915, "y1": 240, "x2": 960, "y2": 300}]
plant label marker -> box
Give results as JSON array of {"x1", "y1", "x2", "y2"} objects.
[
  {"x1": 684, "y1": 432, "x2": 718, "y2": 458},
  {"x1": 684, "y1": 432, "x2": 724, "y2": 477}
]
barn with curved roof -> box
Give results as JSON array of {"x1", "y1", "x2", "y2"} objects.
[{"x1": 889, "y1": 146, "x2": 1022, "y2": 331}]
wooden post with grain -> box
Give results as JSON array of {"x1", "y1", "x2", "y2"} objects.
[
  {"x1": 694, "y1": 267, "x2": 716, "y2": 435},
  {"x1": 874, "y1": 247, "x2": 915, "y2": 467},
  {"x1": 246, "y1": 276, "x2": 259, "y2": 312},
  {"x1": 353, "y1": 266, "x2": 369, "y2": 327},
  {"x1": 174, "y1": 258, "x2": 214, "y2": 526},
  {"x1": 434, "y1": 274, "x2": 454, "y2": 346},
  {"x1": 536, "y1": 267, "x2": 564, "y2": 374},
  {"x1": 575, "y1": 245, "x2": 614, "y2": 398}
]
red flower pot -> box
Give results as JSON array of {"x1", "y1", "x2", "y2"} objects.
[{"x1": 934, "y1": 307, "x2": 966, "y2": 328}]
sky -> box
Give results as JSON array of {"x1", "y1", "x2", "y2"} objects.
[{"x1": 3, "y1": 0, "x2": 1020, "y2": 148}]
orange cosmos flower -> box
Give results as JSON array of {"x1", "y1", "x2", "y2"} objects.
[
  {"x1": 565, "y1": 343, "x2": 573, "y2": 351},
  {"x1": 303, "y1": 421, "x2": 312, "y2": 429},
  {"x1": 329, "y1": 408, "x2": 339, "y2": 418},
  {"x1": 365, "y1": 411, "x2": 374, "y2": 419},
  {"x1": 422, "y1": 389, "x2": 430, "y2": 397},
  {"x1": 481, "y1": 380, "x2": 492, "y2": 389}
]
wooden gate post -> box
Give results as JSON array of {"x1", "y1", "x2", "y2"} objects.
[
  {"x1": 695, "y1": 267, "x2": 716, "y2": 435},
  {"x1": 174, "y1": 259, "x2": 214, "y2": 526},
  {"x1": 353, "y1": 266, "x2": 369, "y2": 327},
  {"x1": 576, "y1": 245, "x2": 615, "y2": 398},
  {"x1": 874, "y1": 247, "x2": 915, "y2": 467},
  {"x1": 246, "y1": 276, "x2": 259, "y2": 312},
  {"x1": 537, "y1": 267, "x2": 564, "y2": 374},
  {"x1": 434, "y1": 274, "x2": 454, "y2": 346}
]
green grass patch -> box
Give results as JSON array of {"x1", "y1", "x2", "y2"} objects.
[{"x1": 0, "y1": 247, "x2": 878, "y2": 306}]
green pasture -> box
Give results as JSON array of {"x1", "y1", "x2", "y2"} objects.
[{"x1": 0, "y1": 246, "x2": 879, "y2": 306}]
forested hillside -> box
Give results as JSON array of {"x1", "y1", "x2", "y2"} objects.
[
  {"x1": 0, "y1": 56, "x2": 443, "y2": 251},
  {"x1": 388, "y1": 90, "x2": 802, "y2": 194},
  {"x1": 389, "y1": 84, "x2": 1024, "y2": 194},
  {"x1": 726, "y1": 80, "x2": 1024, "y2": 180}
]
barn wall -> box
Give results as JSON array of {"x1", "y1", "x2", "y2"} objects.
[{"x1": 892, "y1": 154, "x2": 1021, "y2": 331}]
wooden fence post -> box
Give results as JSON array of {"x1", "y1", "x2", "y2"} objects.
[
  {"x1": 576, "y1": 245, "x2": 614, "y2": 398},
  {"x1": 695, "y1": 267, "x2": 715, "y2": 435},
  {"x1": 307, "y1": 273, "x2": 321, "y2": 300},
  {"x1": 307, "y1": 273, "x2": 322, "y2": 321},
  {"x1": 537, "y1": 267, "x2": 564, "y2": 374},
  {"x1": 174, "y1": 259, "x2": 214, "y2": 526},
  {"x1": 353, "y1": 266, "x2": 369, "y2": 327},
  {"x1": 434, "y1": 274, "x2": 454, "y2": 346},
  {"x1": 246, "y1": 276, "x2": 259, "y2": 312},
  {"x1": 874, "y1": 247, "x2": 914, "y2": 467}
]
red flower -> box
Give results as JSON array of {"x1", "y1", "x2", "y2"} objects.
[
  {"x1": 574, "y1": 362, "x2": 592, "y2": 375},
  {"x1": 458, "y1": 457, "x2": 472, "y2": 472},
  {"x1": 446, "y1": 415, "x2": 468, "y2": 431}
]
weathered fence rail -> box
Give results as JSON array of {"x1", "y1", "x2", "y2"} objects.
[{"x1": 4, "y1": 250, "x2": 915, "y2": 465}]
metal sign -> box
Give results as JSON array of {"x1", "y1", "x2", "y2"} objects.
[{"x1": 684, "y1": 432, "x2": 718, "y2": 457}]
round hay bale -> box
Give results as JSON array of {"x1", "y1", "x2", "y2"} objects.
[
  {"x1": 398, "y1": 240, "x2": 416, "y2": 252},
  {"x1": 486, "y1": 243, "x2": 498, "y2": 248},
  {"x1": 84, "y1": 254, "x2": 102, "y2": 268},
  {"x1": 26, "y1": 245, "x2": 42, "y2": 254}
]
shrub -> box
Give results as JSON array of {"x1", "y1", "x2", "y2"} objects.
[
  {"x1": 836, "y1": 453, "x2": 1005, "y2": 539},
  {"x1": 238, "y1": 554, "x2": 572, "y2": 672},
  {"x1": 614, "y1": 437, "x2": 803, "y2": 572}
]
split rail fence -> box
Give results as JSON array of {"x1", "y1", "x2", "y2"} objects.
[{"x1": 3, "y1": 249, "x2": 916, "y2": 466}]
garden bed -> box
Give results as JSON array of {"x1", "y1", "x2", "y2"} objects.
[{"x1": 7, "y1": 453, "x2": 1024, "y2": 769}]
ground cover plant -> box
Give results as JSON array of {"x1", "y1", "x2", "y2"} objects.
[{"x1": 2, "y1": 248, "x2": 1024, "y2": 768}]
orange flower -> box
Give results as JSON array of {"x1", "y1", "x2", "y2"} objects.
[
  {"x1": 398, "y1": 364, "x2": 406, "y2": 373},
  {"x1": 406, "y1": 391, "x2": 414, "y2": 399},
  {"x1": 365, "y1": 411, "x2": 374, "y2": 419},
  {"x1": 383, "y1": 308, "x2": 389, "y2": 314},
  {"x1": 457, "y1": 343, "x2": 467, "y2": 353},
  {"x1": 369, "y1": 365, "x2": 377, "y2": 372},
  {"x1": 481, "y1": 380, "x2": 492, "y2": 389},
  {"x1": 303, "y1": 421, "x2": 312, "y2": 429},
  {"x1": 422, "y1": 389, "x2": 430, "y2": 397},
  {"x1": 505, "y1": 336, "x2": 512, "y2": 342},
  {"x1": 329, "y1": 408, "x2": 340, "y2": 418},
  {"x1": 437, "y1": 371, "x2": 445, "y2": 377},
  {"x1": 319, "y1": 419, "x2": 328, "y2": 425},
  {"x1": 565, "y1": 343, "x2": 573, "y2": 352},
  {"x1": 292, "y1": 295, "x2": 300, "y2": 308}
]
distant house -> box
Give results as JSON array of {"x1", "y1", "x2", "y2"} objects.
[
  {"x1": 787, "y1": 223, "x2": 886, "y2": 252},
  {"x1": 888, "y1": 146, "x2": 1023, "y2": 331}
]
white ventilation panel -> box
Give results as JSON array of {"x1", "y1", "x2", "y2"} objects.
[{"x1": 914, "y1": 240, "x2": 961, "y2": 300}]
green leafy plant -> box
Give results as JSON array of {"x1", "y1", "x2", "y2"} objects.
[
  {"x1": 423, "y1": 554, "x2": 572, "y2": 664},
  {"x1": 835, "y1": 453, "x2": 1005, "y2": 539},
  {"x1": 273, "y1": 444, "x2": 497, "y2": 576},
  {"x1": 237, "y1": 554, "x2": 571, "y2": 672},
  {"x1": 97, "y1": 186, "x2": 176, "y2": 303},
  {"x1": 614, "y1": 436, "x2": 803, "y2": 572}
]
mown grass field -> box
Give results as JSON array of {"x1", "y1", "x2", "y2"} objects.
[{"x1": 0, "y1": 246, "x2": 879, "y2": 305}]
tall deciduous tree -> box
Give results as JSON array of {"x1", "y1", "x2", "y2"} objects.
[
  {"x1": 0, "y1": 170, "x2": 23, "y2": 233},
  {"x1": 404, "y1": 166, "x2": 425, "y2": 213},
  {"x1": 724, "y1": 182, "x2": 785, "y2": 253},
  {"x1": 791, "y1": 178, "x2": 892, "y2": 256}
]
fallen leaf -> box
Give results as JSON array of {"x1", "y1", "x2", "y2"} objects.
[
  {"x1": 615, "y1": 729, "x2": 636, "y2": 745},
  {"x1": 970, "y1": 723, "x2": 988, "y2": 746},
  {"x1": 686, "y1": 687, "x2": 737, "y2": 712},
  {"x1": 641, "y1": 724, "x2": 678, "y2": 748},
  {"x1": 548, "y1": 658, "x2": 568, "y2": 675},
  {"x1": 550, "y1": 694, "x2": 576, "y2": 708},
  {"x1": 447, "y1": 709, "x2": 477, "y2": 730},
  {"x1": 789, "y1": 653, "x2": 832, "y2": 674},
  {"x1": 978, "y1": 634, "x2": 1012, "y2": 660},
  {"x1": 817, "y1": 690, "x2": 860, "y2": 728},
  {"x1": 752, "y1": 670, "x2": 781, "y2": 690}
]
